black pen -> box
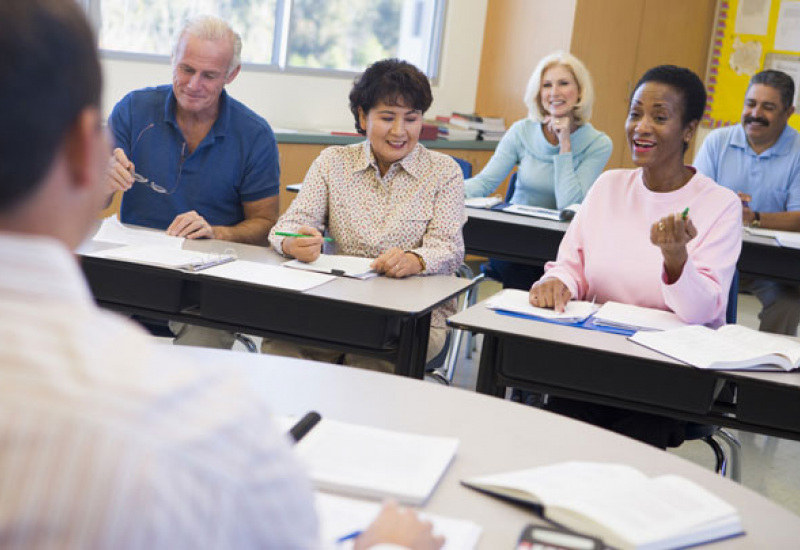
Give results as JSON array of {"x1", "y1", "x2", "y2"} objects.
[{"x1": 288, "y1": 411, "x2": 322, "y2": 443}]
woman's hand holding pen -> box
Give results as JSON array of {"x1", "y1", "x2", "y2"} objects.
[
  {"x1": 281, "y1": 225, "x2": 324, "y2": 262},
  {"x1": 371, "y1": 247, "x2": 423, "y2": 278},
  {"x1": 529, "y1": 278, "x2": 572, "y2": 313},
  {"x1": 650, "y1": 209, "x2": 697, "y2": 284}
]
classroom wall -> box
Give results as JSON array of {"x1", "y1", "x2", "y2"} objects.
[{"x1": 99, "y1": 0, "x2": 489, "y2": 131}]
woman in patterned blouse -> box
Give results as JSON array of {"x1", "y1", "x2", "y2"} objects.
[{"x1": 263, "y1": 58, "x2": 465, "y2": 373}]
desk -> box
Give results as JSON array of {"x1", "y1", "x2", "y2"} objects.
[
  {"x1": 80, "y1": 235, "x2": 472, "y2": 378},
  {"x1": 447, "y1": 302, "x2": 800, "y2": 441},
  {"x1": 209, "y1": 350, "x2": 800, "y2": 548},
  {"x1": 463, "y1": 208, "x2": 800, "y2": 284}
]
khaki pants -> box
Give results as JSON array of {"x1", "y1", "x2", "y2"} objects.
[
  {"x1": 261, "y1": 327, "x2": 448, "y2": 374},
  {"x1": 169, "y1": 322, "x2": 236, "y2": 349},
  {"x1": 739, "y1": 276, "x2": 800, "y2": 336}
]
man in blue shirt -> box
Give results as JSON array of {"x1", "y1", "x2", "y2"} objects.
[
  {"x1": 694, "y1": 70, "x2": 800, "y2": 335},
  {"x1": 105, "y1": 15, "x2": 280, "y2": 348}
]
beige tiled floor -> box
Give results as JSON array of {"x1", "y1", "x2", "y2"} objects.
[{"x1": 441, "y1": 279, "x2": 800, "y2": 518}]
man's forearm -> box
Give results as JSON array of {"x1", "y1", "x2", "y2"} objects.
[{"x1": 213, "y1": 217, "x2": 276, "y2": 245}]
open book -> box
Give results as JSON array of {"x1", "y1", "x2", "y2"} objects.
[
  {"x1": 630, "y1": 323, "x2": 800, "y2": 371},
  {"x1": 462, "y1": 461, "x2": 742, "y2": 550},
  {"x1": 593, "y1": 301, "x2": 688, "y2": 332},
  {"x1": 283, "y1": 254, "x2": 377, "y2": 279},
  {"x1": 278, "y1": 417, "x2": 458, "y2": 505},
  {"x1": 486, "y1": 289, "x2": 598, "y2": 323}
]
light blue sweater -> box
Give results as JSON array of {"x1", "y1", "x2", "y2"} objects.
[{"x1": 465, "y1": 119, "x2": 613, "y2": 209}]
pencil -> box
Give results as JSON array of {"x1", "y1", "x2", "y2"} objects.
[{"x1": 681, "y1": 207, "x2": 689, "y2": 220}]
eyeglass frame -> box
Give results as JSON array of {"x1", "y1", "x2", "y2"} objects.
[{"x1": 129, "y1": 122, "x2": 187, "y2": 196}]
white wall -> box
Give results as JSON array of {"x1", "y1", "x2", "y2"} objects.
[{"x1": 100, "y1": 0, "x2": 489, "y2": 132}]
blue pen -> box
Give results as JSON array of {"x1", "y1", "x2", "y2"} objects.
[{"x1": 336, "y1": 529, "x2": 362, "y2": 544}]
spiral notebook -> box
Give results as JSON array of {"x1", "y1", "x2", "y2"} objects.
[{"x1": 85, "y1": 244, "x2": 236, "y2": 272}]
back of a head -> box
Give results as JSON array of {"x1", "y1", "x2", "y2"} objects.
[
  {"x1": 749, "y1": 69, "x2": 795, "y2": 111},
  {"x1": 632, "y1": 65, "x2": 706, "y2": 125},
  {"x1": 0, "y1": 0, "x2": 101, "y2": 214}
]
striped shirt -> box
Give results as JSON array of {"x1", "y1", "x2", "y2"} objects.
[{"x1": 0, "y1": 235, "x2": 319, "y2": 548}]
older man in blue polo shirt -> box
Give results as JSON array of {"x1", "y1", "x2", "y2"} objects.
[
  {"x1": 695, "y1": 69, "x2": 800, "y2": 335},
  {"x1": 106, "y1": 15, "x2": 279, "y2": 348}
]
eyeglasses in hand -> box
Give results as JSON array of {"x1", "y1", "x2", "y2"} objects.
[{"x1": 130, "y1": 122, "x2": 187, "y2": 196}]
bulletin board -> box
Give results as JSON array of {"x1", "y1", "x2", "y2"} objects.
[{"x1": 705, "y1": 0, "x2": 800, "y2": 130}]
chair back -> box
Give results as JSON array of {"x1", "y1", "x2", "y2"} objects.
[
  {"x1": 451, "y1": 156, "x2": 473, "y2": 179},
  {"x1": 506, "y1": 172, "x2": 517, "y2": 202},
  {"x1": 726, "y1": 269, "x2": 739, "y2": 324}
]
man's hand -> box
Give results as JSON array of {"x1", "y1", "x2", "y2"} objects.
[
  {"x1": 167, "y1": 210, "x2": 215, "y2": 239},
  {"x1": 371, "y1": 248, "x2": 424, "y2": 278},
  {"x1": 354, "y1": 501, "x2": 444, "y2": 550},
  {"x1": 105, "y1": 148, "x2": 134, "y2": 195},
  {"x1": 281, "y1": 225, "x2": 324, "y2": 262},
  {"x1": 529, "y1": 278, "x2": 572, "y2": 313}
]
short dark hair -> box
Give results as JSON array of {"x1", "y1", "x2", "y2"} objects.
[
  {"x1": 0, "y1": 0, "x2": 101, "y2": 212},
  {"x1": 349, "y1": 59, "x2": 432, "y2": 135},
  {"x1": 749, "y1": 70, "x2": 795, "y2": 111},
  {"x1": 631, "y1": 65, "x2": 707, "y2": 126}
]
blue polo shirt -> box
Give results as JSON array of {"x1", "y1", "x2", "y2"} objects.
[
  {"x1": 110, "y1": 85, "x2": 279, "y2": 230},
  {"x1": 694, "y1": 123, "x2": 800, "y2": 212}
]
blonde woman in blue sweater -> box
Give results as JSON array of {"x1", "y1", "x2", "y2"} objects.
[{"x1": 465, "y1": 51, "x2": 612, "y2": 289}]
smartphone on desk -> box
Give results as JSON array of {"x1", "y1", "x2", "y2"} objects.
[{"x1": 517, "y1": 524, "x2": 604, "y2": 550}]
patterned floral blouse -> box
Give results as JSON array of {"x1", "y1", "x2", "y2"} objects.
[{"x1": 270, "y1": 140, "x2": 466, "y2": 328}]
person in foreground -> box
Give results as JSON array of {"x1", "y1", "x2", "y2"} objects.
[
  {"x1": 465, "y1": 51, "x2": 612, "y2": 290},
  {"x1": 263, "y1": 58, "x2": 465, "y2": 372},
  {"x1": 694, "y1": 69, "x2": 800, "y2": 336},
  {"x1": 529, "y1": 65, "x2": 742, "y2": 448},
  {"x1": 105, "y1": 15, "x2": 280, "y2": 349},
  {"x1": 0, "y1": 1, "x2": 443, "y2": 547}
]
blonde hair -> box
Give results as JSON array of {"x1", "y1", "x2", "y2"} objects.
[
  {"x1": 523, "y1": 51, "x2": 595, "y2": 124},
  {"x1": 173, "y1": 15, "x2": 242, "y2": 77}
]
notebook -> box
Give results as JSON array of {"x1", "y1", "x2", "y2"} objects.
[
  {"x1": 283, "y1": 254, "x2": 377, "y2": 279},
  {"x1": 84, "y1": 244, "x2": 236, "y2": 272},
  {"x1": 277, "y1": 416, "x2": 458, "y2": 505},
  {"x1": 486, "y1": 289, "x2": 598, "y2": 323}
]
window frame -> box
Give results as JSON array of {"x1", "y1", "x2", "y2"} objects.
[{"x1": 83, "y1": 0, "x2": 447, "y2": 82}]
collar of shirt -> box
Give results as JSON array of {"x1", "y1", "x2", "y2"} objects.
[
  {"x1": 164, "y1": 88, "x2": 231, "y2": 147},
  {"x1": 0, "y1": 233, "x2": 94, "y2": 306},
  {"x1": 357, "y1": 140, "x2": 425, "y2": 182},
  {"x1": 732, "y1": 122, "x2": 797, "y2": 158}
]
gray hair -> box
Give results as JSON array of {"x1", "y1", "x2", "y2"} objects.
[
  {"x1": 749, "y1": 70, "x2": 795, "y2": 111},
  {"x1": 523, "y1": 51, "x2": 595, "y2": 124},
  {"x1": 173, "y1": 15, "x2": 242, "y2": 77}
]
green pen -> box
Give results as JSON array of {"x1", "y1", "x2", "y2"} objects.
[
  {"x1": 681, "y1": 207, "x2": 689, "y2": 220},
  {"x1": 275, "y1": 231, "x2": 334, "y2": 242}
]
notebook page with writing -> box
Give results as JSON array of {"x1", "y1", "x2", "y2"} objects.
[
  {"x1": 198, "y1": 260, "x2": 335, "y2": 291},
  {"x1": 315, "y1": 493, "x2": 482, "y2": 550},
  {"x1": 288, "y1": 417, "x2": 458, "y2": 505}
]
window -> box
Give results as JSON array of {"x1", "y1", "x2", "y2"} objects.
[{"x1": 85, "y1": 0, "x2": 445, "y2": 77}]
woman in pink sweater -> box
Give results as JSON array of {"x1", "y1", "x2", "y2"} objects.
[{"x1": 529, "y1": 65, "x2": 742, "y2": 448}]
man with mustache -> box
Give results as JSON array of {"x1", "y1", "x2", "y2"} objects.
[{"x1": 695, "y1": 70, "x2": 800, "y2": 335}]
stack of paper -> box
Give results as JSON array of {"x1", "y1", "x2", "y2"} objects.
[
  {"x1": 282, "y1": 417, "x2": 459, "y2": 505},
  {"x1": 90, "y1": 215, "x2": 183, "y2": 248},
  {"x1": 465, "y1": 196, "x2": 502, "y2": 209},
  {"x1": 486, "y1": 289, "x2": 598, "y2": 323},
  {"x1": 84, "y1": 245, "x2": 236, "y2": 272},
  {"x1": 316, "y1": 493, "x2": 482, "y2": 549},
  {"x1": 283, "y1": 254, "x2": 377, "y2": 279},
  {"x1": 198, "y1": 260, "x2": 334, "y2": 291},
  {"x1": 593, "y1": 302, "x2": 687, "y2": 332}
]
